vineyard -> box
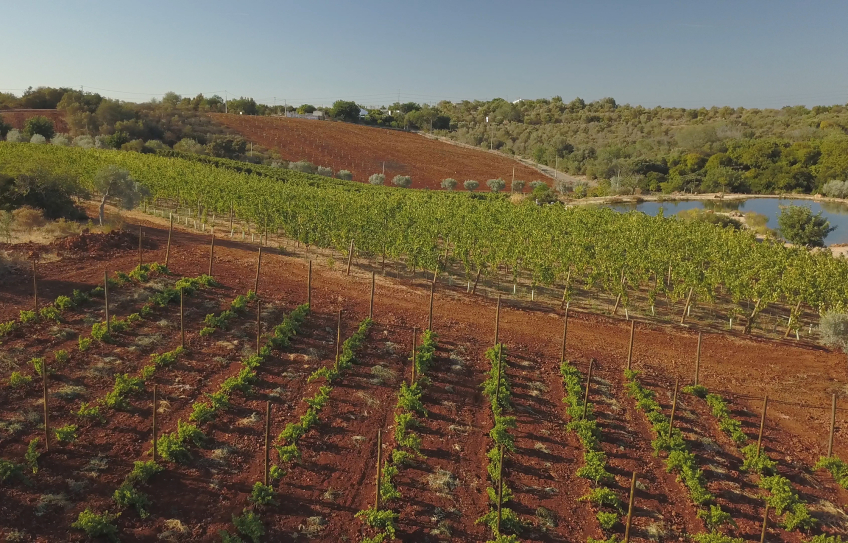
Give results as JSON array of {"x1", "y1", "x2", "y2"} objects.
[
  {"x1": 1, "y1": 210, "x2": 848, "y2": 542},
  {"x1": 209, "y1": 113, "x2": 549, "y2": 188}
]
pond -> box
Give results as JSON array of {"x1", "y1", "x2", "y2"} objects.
[{"x1": 601, "y1": 197, "x2": 848, "y2": 246}]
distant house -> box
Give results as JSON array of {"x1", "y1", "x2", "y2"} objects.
[
  {"x1": 359, "y1": 108, "x2": 368, "y2": 118},
  {"x1": 283, "y1": 110, "x2": 326, "y2": 120}
]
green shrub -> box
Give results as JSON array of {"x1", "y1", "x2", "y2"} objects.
[
  {"x1": 54, "y1": 295, "x2": 73, "y2": 311},
  {"x1": 355, "y1": 507, "x2": 398, "y2": 539},
  {"x1": 0, "y1": 320, "x2": 16, "y2": 336},
  {"x1": 682, "y1": 384, "x2": 708, "y2": 398},
  {"x1": 397, "y1": 381, "x2": 426, "y2": 415},
  {"x1": 249, "y1": 481, "x2": 277, "y2": 507},
  {"x1": 597, "y1": 511, "x2": 619, "y2": 530},
  {"x1": 91, "y1": 322, "x2": 111, "y2": 342},
  {"x1": 8, "y1": 371, "x2": 32, "y2": 388},
  {"x1": 54, "y1": 424, "x2": 78, "y2": 443},
  {"x1": 698, "y1": 504, "x2": 734, "y2": 531},
  {"x1": 19, "y1": 310, "x2": 37, "y2": 324},
  {"x1": 475, "y1": 507, "x2": 523, "y2": 534},
  {"x1": 30, "y1": 357, "x2": 46, "y2": 377},
  {"x1": 78, "y1": 335, "x2": 91, "y2": 352},
  {"x1": 579, "y1": 487, "x2": 623, "y2": 512},
  {"x1": 0, "y1": 459, "x2": 24, "y2": 484},
  {"x1": 740, "y1": 443, "x2": 776, "y2": 474},
  {"x1": 39, "y1": 305, "x2": 62, "y2": 323},
  {"x1": 692, "y1": 532, "x2": 746, "y2": 543},
  {"x1": 54, "y1": 349, "x2": 69, "y2": 364},
  {"x1": 113, "y1": 482, "x2": 151, "y2": 518},
  {"x1": 77, "y1": 402, "x2": 104, "y2": 422},
  {"x1": 815, "y1": 456, "x2": 848, "y2": 489},
  {"x1": 126, "y1": 460, "x2": 162, "y2": 484},
  {"x1": 25, "y1": 438, "x2": 40, "y2": 474},
  {"x1": 103, "y1": 373, "x2": 144, "y2": 410},
  {"x1": 233, "y1": 508, "x2": 265, "y2": 543},
  {"x1": 72, "y1": 508, "x2": 119, "y2": 542}
]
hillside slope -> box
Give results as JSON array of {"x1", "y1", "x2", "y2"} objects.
[{"x1": 210, "y1": 113, "x2": 551, "y2": 189}]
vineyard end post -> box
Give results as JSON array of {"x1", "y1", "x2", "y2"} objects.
[
  {"x1": 411, "y1": 328, "x2": 417, "y2": 383},
  {"x1": 165, "y1": 213, "x2": 173, "y2": 269},
  {"x1": 138, "y1": 226, "x2": 143, "y2": 268},
  {"x1": 695, "y1": 332, "x2": 702, "y2": 386},
  {"x1": 335, "y1": 309, "x2": 342, "y2": 370},
  {"x1": 208, "y1": 233, "x2": 215, "y2": 277},
  {"x1": 180, "y1": 288, "x2": 185, "y2": 349},
  {"x1": 42, "y1": 357, "x2": 49, "y2": 452},
  {"x1": 668, "y1": 377, "x2": 680, "y2": 437},
  {"x1": 375, "y1": 428, "x2": 382, "y2": 511},
  {"x1": 760, "y1": 503, "x2": 769, "y2": 543},
  {"x1": 104, "y1": 269, "x2": 110, "y2": 335},
  {"x1": 756, "y1": 395, "x2": 769, "y2": 458},
  {"x1": 152, "y1": 385, "x2": 158, "y2": 462},
  {"x1": 829, "y1": 393, "x2": 837, "y2": 458},
  {"x1": 624, "y1": 471, "x2": 637, "y2": 543},
  {"x1": 582, "y1": 358, "x2": 594, "y2": 419},
  {"x1": 307, "y1": 260, "x2": 312, "y2": 308},
  {"x1": 32, "y1": 260, "x2": 38, "y2": 312},
  {"x1": 496, "y1": 444, "x2": 505, "y2": 533},
  {"x1": 254, "y1": 247, "x2": 263, "y2": 295},
  {"x1": 264, "y1": 401, "x2": 271, "y2": 486},
  {"x1": 369, "y1": 271, "x2": 375, "y2": 319},
  {"x1": 494, "y1": 294, "x2": 501, "y2": 345},
  {"x1": 495, "y1": 346, "x2": 503, "y2": 409},
  {"x1": 560, "y1": 304, "x2": 569, "y2": 364},
  {"x1": 256, "y1": 298, "x2": 262, "y2": 355},
  {"x1": 626, "y1": 320, "x2": 635, "y2": 370},
  {"x1": 428, "y1": 280, "x2": 435, "y2": 331},
  {"x1": 346, "y1": 239, "x2": 354, "y2": 276}
]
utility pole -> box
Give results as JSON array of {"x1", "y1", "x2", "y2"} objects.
[{"x1": 225, "y1": 90, "x2": 228, "y2": 114}]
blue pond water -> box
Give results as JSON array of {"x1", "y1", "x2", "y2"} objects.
[{"x1": 601, "y1": 197, "x2": 848, "y2": 246}]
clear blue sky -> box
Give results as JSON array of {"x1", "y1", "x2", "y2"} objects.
[{"x1": 3, "y1": 0, "x2": 847, "y2": 109}]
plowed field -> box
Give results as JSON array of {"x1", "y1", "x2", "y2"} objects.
[
  {"x1": 2, "y1": 208, "x2": 848, "y2": 542},
  {"x1": 210, "y1": 113, "x2": 551, "y2": 189},
  {"x1": 0, "y1": 109, "x2": 69, "y2": 133}
]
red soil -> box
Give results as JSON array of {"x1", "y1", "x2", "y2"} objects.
[
  {"x1": 1, "y1": 211, "x2": 848, "y2": 542},
  {"x1": 209, "y1": 113, "x2": 551, "y2": 189},
  {"x1": 0, "y1": 109, "x2": 69, "y2": 133}
]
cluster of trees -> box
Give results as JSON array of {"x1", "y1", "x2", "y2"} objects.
[{"x1": 428, "y1": 96, "x2": 848, "y2": 196}]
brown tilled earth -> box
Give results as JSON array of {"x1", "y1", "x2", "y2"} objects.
[
  {"x1": 1, "y1": 210, "x2": 847, "y2": 542},
  {"x1": 210, "y1": 113, "x2": 551, "y2": 189},
  {"x1": 0, "y1": 109, "x2": 69, "y2": 133}
]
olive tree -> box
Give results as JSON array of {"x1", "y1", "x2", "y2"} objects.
[
  {"x1": 93, "y1": 166, "x2": 150, "y2": 226},
  {"x1": 441, "y1": 178, "x2": 458, "y2": 191},
  {"x1": 369, "y1": 173, "x2": 385, "y2": 185},
  {"x1": 511, "y1": 179, "x2": 525, "y2": 193},
  {"x1": 336, "y1": 170, "x2": 353, "y2": 181},
  {"x1": 316, "y1": 166, "x2": 333, "y2": 177},
  {"x1": 822, "y1": 180, "x2": 848, "y2": 199},
  {"x1": 51, "y1": 134, "x2": 70, "y2": 146},
  {"x1": 23, "y1": 116, "x2": 54, "y2": 140},
  {"x1": 820, "y1": 312, "x2": 848, "y2": 353},
  {"x1": 392, "y1": 175, "x2": 412, "y2": 188},
  {"x1": 6, "y1": 129, "x2": 23, "y2": 142},
  {"x1": 777, "y1": 205, "x2": 836, "y2": 248},
  {"x1": 486, "y1": 178, "x2": 506, "y2": 193},
  {"x1": 29, "y1": 134, "x2": 47, "y2": 144},
  {"x1": 463, "y1": 179, "x2": 479, "y2": 192}
]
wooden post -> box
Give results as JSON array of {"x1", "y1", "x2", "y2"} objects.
[
  {"x1": 165, "y1": 213, "x2": 173, "y2": 269},
  {"x1": 254, "y1": 247, "x2": 263, "y2": 295},
  {"x1": 582, "y1": 359, "x2": 594, "y2": 419},
  {"x1": 828, "y1": 393, "x2": 837, "y2": 458},
  {"x1": 560, "y1": 305, "x2": 569, "y2": 364},
  {"x1": 229, "y1": 203, "x2": 234, "y2": 234},
  {"x1": 375, "y1": 429, "x2": 382, "y2": 510},
  {"x1": 411, "y1": 328, "x2": 417, "y2": 383},
  {"x1": 756, "y1": 395, "x2": 769, "y2": 458},
  {"x1": 694, "y1": 332, "x2": 702, "y2": 386},
  {"x1": 668, "y1": 377, "x2": 680, "y2": 437},
  {"x1": 681, "y1": 286, "x2": 694, "y2": 325},
  {"x1": 104, "y1": 270, "x2": 110, "y2": 335},
  {"x1": 264, "y1": 401, "x2": 271, "y2": 485},
  {"x1": 138, "y1": 226, "x2": 143, "y2": 268},
  {"x1": 428, "y1": 280, "x2": 435, "y2": 331},
  {"x1": 346, "y1": 239, "x2": 355, "y2": 276},
  {"x1": 496, "y1": 444, "x2": 505, "y2": 533},
  {"x1": 560, "y1": 270, "x2": 571, "y2": 309},
  {"x1": 612, "y1": 293, "x2": 622, "y2": 316},
  {"x1": 335, "y1": 309, "x2": 342, "y2": 369},
  {"x1": 42, "y1": 357, "x2": 49, "y2": 452},
  {"x1": 785, "y1": 299, "x2": 802, "y2": 338},
  {"x1": 626, "y1": 320, "x2": 635, "y2": 370},
  {"x1": 307, "y1": 260, "x2": 312, "y2": 307},
  {"x1": 369, "y1": 271, "x2": 375, "y2": 319},
  {"x1": 32, "y1": 260, "x2": 38, "y2": 312},
  {"x1": 495, "y1": 347, "x2": 503, "y2": 409},
  {"x1": 180, "y1": 288, "x2": 185, "y2": 349},
  {"x1": 152, "y1": 385, "x2": 158, "y2": 461},
  {"x1": 624, "y1": 471, "x2": 637, "y2": 543},
  {"x1": 760, "y1": 503, "x2": 769, "y2": 543},
  {"x1": 494, "y1": 294, "x2": 501, "y2": 345},
  {"x1": 208, "y1": 233, "x2": 215, "y2": 277},
  {"x1": 256, "y1": 298, "x2": 262, "y2": 355}
]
